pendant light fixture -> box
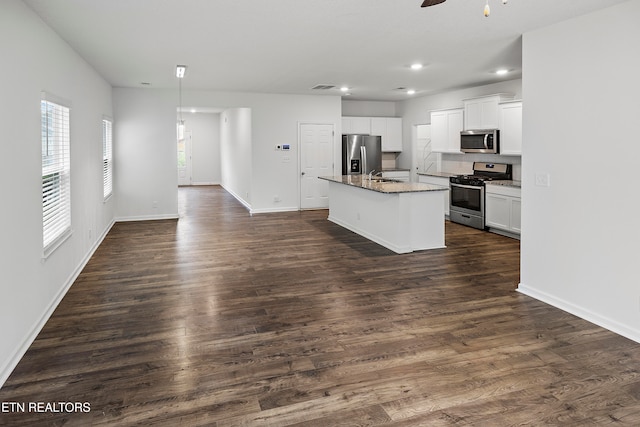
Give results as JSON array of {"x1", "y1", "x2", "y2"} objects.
[
  {"x1": 484, "y1": 0, "x2": 508, "y2": 17},
  {"x1": 421, "y1": 0, "x2": 508, "y2": 17},
  {"x1": 176, "y1": 65, "x2": 187, "y2": 140}
]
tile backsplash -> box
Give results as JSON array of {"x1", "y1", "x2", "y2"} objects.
[{"x1": 441, "y1": 153, "x2": 522, "y2": 181}]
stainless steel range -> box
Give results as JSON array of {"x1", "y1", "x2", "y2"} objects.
[{"x1": 449, "y1": 162, "x2": 512, "y2": 230}]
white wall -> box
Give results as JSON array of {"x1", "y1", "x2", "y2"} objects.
[
  {"x1": 519, "y1": 0, "x2": 640, "y2": 342},
  {"x1": 220, "y1": 108, "x2": 252, "y2": 207},
  {"x1": 342, "y1": 100, "x2": 397, "y2": 117},
  {"x1": 114, "y1": 88, "x2": 341, "y2": 215},
  {"x1": 113, "y1": 88, "x2": 179, "y2": 220},
  {"x1": 184, "y1": 113, "x2": 221, "y2": 185},
  {"x1": 0, "y1": 0, "x2": 114, "y2": 386}
]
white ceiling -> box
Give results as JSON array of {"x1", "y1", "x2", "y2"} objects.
[{"x1": 24, "y1": 0, "x2": 629, "y2": 101}]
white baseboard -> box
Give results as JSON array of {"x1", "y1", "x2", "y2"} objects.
[
  {"x1": 220, "y1": 185, "x2": 252, "y2": 212},
  {"x1": 191, "y1": 182, "x2": 220, "y2": 186},
  {"x1": 250, "y1": 206, "x2": 299, "y2": 214},
  {"x1": 517, "y1": 283, "x2": 640, "y2": 344},
  {"x1": 114, "y1": 213, "x2": 179, "y2": 222},
  {"x1": 0, "y1": 220, "x2": 116, "y2": 389}
]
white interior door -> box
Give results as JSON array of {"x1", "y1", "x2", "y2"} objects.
[
  {"x1": 177, "y1": 130, "x2": 192, "y2": 186},
  {"x1": 300, "y1": 123, "x2": 334, "y2": 209}
]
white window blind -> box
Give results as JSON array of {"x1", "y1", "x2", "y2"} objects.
[
  {"x1": 102, "y1": 118, "x2": 113, "y2": 199},
  {"x1": 41, "y1": 97, "x2": 71, "y2": 253}
]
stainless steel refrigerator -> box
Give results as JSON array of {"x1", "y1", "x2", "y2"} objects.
[{"x1": 342, "y1": 134, "x2": 382, "y2": 175}]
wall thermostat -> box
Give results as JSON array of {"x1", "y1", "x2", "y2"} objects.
[{"x1": 282, "y1": 144, "x2": 291, "y2": 151}]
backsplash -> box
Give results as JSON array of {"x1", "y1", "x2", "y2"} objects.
[
  {"x1": 382, "y1": 153, "x2": 397, "y2": 170},
  {"x1": 441, "y1": 153, "x2": 522, "y2": 181}
]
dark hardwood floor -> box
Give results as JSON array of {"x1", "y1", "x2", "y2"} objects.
[{"x1": 2, "y1": 185, "x2": 640, "y2": 426}]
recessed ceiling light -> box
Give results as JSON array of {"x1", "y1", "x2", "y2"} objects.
[
  {"x1": 410, "y1": 63, "x2": 423, "y2": 70},
  {"x1": 407, "y1": 89, "x2": 416, "y2": 95},
  {"x1": 340, "y1": 86, "x2": 350, "y2": 92},
  {"x1": 495, "y1": 69, "x2": 509, "y2": 76}
]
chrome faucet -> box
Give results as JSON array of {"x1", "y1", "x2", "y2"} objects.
[{"x1": 368, "y1": 170, "x2": 382, "y2": 180}]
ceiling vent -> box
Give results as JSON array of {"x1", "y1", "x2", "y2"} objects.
[{"x1": 311, "y1": 84, "x2": 336, "y2": 90}]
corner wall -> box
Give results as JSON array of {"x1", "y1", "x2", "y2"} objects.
[{"x1": 519, "y1": 0, "x2": 640, "y2": 342}]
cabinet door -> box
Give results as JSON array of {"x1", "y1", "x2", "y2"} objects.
[
  {"x1": 384, "y1": 118, "x2": 403, "y2": 152},
  {"x1": 342, "y1": 117, "x2": 371, "y2": 134},
  {"x1": 485, "y1": 193, "x2": 511, "y2": 230},
  {"x1": 510, "y1": 198, "x2": 521, "y2": 233},
  {"x1": 465, "y1": 100, "x2": 483, "y2": 130},
  {"x1": 431, "y1": 109, "x2": 462, "y2": 153},
  {"x1": 464, "y1": 96, "x2": 500, "y2": 129},
  {"x1": 447, "y1": 109, "x2": 463, "y2": 152},
  {"x1": 350, "y1": 117, "x2": 371, "y2": 134},
  {"x1": 341, "y1": 118, "x2": 351, "y2": 135},
  {"x1": 430, "y1": 111, "x2": 448, "y2": 152},
  {"x1": 499, "y1": 102, "x2": 522, "y2": 155}
]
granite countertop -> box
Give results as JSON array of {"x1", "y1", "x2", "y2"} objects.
[
  {"x1": 417, "y1": 171, "x2": 458, "y2": 178},
  {"x1": 382, "y1": 168, "x2": 411, "y2": 172},
  {"x1": 319, "y1": 175, "x2": 448, "y2": 194},
  {"x1": 487, "y1": 180, "x2": 522, "y2": 188}
]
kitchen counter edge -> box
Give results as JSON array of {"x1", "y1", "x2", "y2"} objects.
[{"x1": 319, "y1": 175, "x2": 448, "y2": 194}]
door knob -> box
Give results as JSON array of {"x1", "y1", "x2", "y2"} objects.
[{"x1": 301, "y1": 172, "x2": 306, "y2": 176}]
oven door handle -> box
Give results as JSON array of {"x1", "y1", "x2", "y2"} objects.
[{"x1": 451, "y1": 183, "x2": 484, "y2": 191}]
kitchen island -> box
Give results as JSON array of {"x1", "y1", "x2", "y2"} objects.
[{"x1": 319, "y1": 175, "x2": 448, "y2": 254}]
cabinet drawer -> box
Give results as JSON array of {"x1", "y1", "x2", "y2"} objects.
[{"x1": 485, "y1": 184, "x2": 521, "y2": 198}]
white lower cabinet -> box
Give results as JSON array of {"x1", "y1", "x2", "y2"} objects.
[
  {"x1": 485, "y1": 184, "x2": 521, "y2": 236},
  {"x1": 417, "y1": 175, "x2": 450, "y2": 216}
]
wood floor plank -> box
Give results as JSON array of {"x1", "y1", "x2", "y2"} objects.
[{"x1": 1, "y1": 185, "x2": 639, "y2": 426}]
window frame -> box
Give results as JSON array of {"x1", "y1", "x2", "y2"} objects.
[
  {"x1": 41, "y1": 92, "x2": 72, "y2": 258},
  {"x1": 102, "y1": 117, "x2": 113, "y2": 200}
]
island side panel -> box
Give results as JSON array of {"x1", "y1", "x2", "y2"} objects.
[
  {"x1": 406, "y1": 191, "x2": 446, "y2": 251},
  {"x1": 325, "y1": 181, "x2": 445, "y2": 253}
]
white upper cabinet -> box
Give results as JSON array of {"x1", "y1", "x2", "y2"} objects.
[
  {"x1": 342, "y1": 116, "x2": 371, "y2": 135},
  {"x1": 463, "y1": 94, "x2": 514, "y2": 130},
  {"x1": 371, "y1": 117, "x2": 403, "y2": 152},
  {"x1": 343, "y1": 116, "x2": 403, "y2": 152},
  {"x1": 430, "y1": 108, "x2": 463, "y2": 153},
  {"x1": 498, "y1": 101, "x2": 523, "y2": 156}
]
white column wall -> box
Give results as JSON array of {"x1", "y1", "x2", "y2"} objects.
[{"x1": 519, "y1": 0, "x2": 640, "y2": 342}]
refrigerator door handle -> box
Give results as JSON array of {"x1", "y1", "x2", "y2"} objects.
[{"x1": 360, "y1": 146, "x2": 367, "y2": 175}]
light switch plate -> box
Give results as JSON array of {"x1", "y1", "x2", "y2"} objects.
[{"x1": 535, "y1": 173, "x2": 550, "y2": 187}]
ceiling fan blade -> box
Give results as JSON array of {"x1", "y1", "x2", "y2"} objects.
[{"x1": 421, "y1": 0, "x2": 446, "y2": 7}]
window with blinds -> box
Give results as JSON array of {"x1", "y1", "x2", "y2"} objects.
[
  {"x1": 102, "y1": 118, "x2": 113, "y2": 199},
  {"x1": 41, "y1": 96, "x2": 71, "y2": 255}
]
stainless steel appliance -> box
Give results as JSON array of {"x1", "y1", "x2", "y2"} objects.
[
  {"x1": 342, "y1": 134, "x2": 382, "y2": 175},
  {"x1": 460, "y1": 129, "x2": 499, "y2": 154},
  {"x1": 449, "y1": 162, "x2": 512, "y2": 230}
]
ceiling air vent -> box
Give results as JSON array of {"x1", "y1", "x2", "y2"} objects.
[{"x1": 311, "y1": 84, "x2": 336, "y2": 90}]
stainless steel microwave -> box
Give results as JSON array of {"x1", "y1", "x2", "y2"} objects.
[{"x1": 460, "y1": 129, "x2": 499, "y2": 154}]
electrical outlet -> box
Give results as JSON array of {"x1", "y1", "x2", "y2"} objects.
[
  {"x1": 274, "y1": 195, "x2": 280, "y2": 203},
  {"x1": 535, "y1": 173, "x2": 550, "y2": 187},
  {"x1": 152, "y1": 200, "x2": 158, "y2": 208}
]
